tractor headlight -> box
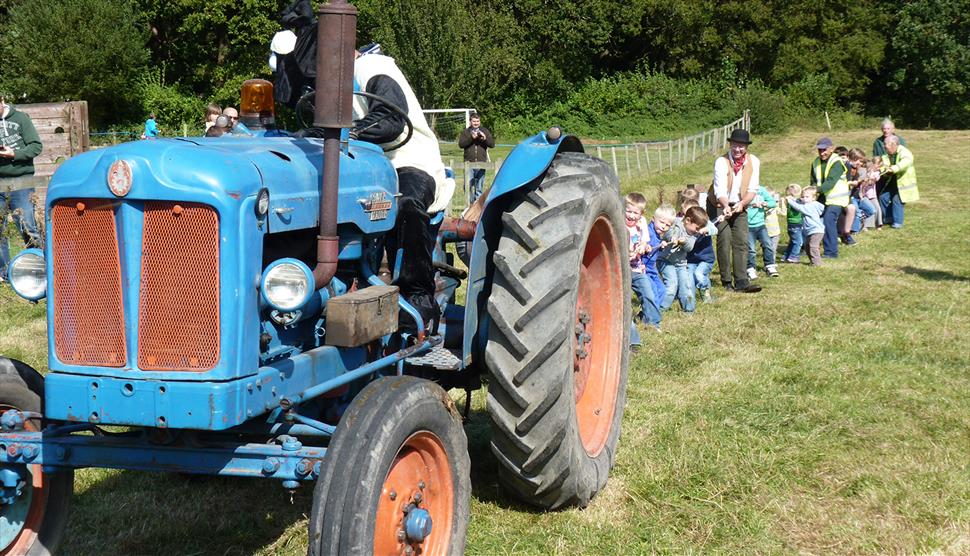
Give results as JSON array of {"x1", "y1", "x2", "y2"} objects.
[
  {"x1": 9, "y1": 249, "x2": 47, "y2": 301},
  {"x1": 261, "y1": 259, "x2": 313, "y2": 311}
]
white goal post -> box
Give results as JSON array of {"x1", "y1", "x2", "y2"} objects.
[{"x1": 422, "y1": 108, "x2": 476, "y2": 143}]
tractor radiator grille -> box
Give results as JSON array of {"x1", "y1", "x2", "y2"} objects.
[
  {"x1": 138, "y1": 202, "x2": 220, "y2": 371},
  {"x1": 51, "y1": 200, "x2": 127, "y2": 367}
]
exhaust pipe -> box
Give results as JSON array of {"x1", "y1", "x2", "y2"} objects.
[{"x1": 312, "y1": 0, "x2": 357, "y2": 288}]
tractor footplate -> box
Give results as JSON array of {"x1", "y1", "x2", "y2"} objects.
[{"x1": 405, "y1": 346, "x2": 462, "y2": 371}]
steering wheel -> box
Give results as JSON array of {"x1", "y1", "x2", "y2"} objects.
[{"x1": 295, "y1": 90, "x2": 414, "y2": 152}]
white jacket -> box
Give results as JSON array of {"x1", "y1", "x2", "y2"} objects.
[{"x1": 352, "y1": 55, "x2": 454, "y2": 213}]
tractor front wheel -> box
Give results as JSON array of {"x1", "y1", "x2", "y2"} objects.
[
  {"x1": 485, "y1": 152, "x2": 630, "y2": 509},
  {"x1": 308, "y1": 376, "x2": 470, "y2": 555},
  {"x1": 0, "y1": 358, "x2": 73, "y2": 556}
]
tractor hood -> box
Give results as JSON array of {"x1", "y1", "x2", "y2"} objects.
[{"x1": 48, "y1": 136, "x2": 399, "y2": 234}]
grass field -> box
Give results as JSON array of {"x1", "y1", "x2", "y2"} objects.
[{"x1": 0, "y1": 129, "x2": 967, "y2": 555}]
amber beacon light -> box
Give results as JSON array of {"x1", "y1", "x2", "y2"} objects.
[{"x1": 240, "y1": 79, "x2": 276, "y2": 129}]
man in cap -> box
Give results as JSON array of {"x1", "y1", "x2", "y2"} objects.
[
  {"x1": 809, "y1": 137, "x2": 850, "y2": 258},
  {"x1": 708, "y1": 128, "x2": 761, "y2": 293}
]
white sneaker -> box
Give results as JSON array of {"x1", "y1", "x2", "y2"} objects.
[
  {"x1": 747, "y1": 267, "x2": 758, "y2": 280},
  {"x1": 766, "y1": 264, "x2": 779, "y2": 277}
]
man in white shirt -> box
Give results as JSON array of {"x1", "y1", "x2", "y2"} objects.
[{"x1": 709, "y1": 128, "x2": 761, "y2": 293}]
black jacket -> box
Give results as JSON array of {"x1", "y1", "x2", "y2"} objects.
[{"x1": 458, "y1": 126, "x2": 495, "y2": 162}]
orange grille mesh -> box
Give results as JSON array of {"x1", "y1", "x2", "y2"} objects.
[
  {"x1": 138, "y1": 202, "x2": 220, "y2": 371},
  {"x1": 51, "y1": 200, "x2": 127, "y2": 367}
]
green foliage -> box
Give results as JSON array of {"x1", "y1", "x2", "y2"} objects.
[
  {"x1": 356, "y1": 0, "x2": 526, "y2": 111},
  {"x1": 136, "y1": 0, "x2": 285, "y2": 100},
  {"x1": 0, "y1": 0, "x2": 961, "y2": 133},
  {"x1": 137, "y1": 68, "x2": 206, "y2": 132},
  {"x1": 783, "y1": 74, "x2": 838, "y2": 115},
  {"x1": 882, "y1": 0, "x2": 970, "y2": 127},
  {"x1": 0, "y1": 0, "x2": 150, "y2": 126}
]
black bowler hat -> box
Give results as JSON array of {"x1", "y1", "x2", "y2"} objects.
[{"x1": 728, "y1": 128, "x2": 752, "y2": 145}]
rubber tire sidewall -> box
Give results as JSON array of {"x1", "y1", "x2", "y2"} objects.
[
  {"x1": 0, "y1": 358, "x2": 73, "y2": 556},
  {"x1": 308, "y1": 376, "x2": 470, "y2": 556},
  {"x1": 485, "y1": 152, "x2": 630, "y2": 509}
]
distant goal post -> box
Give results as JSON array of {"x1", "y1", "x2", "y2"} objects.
[{"x1": 422, "y1": 108, "x2": 476, "y2": 143}]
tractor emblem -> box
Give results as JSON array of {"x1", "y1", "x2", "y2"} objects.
[{"x1": 361, "y1": 192, "x2": 392, "y2": 221}]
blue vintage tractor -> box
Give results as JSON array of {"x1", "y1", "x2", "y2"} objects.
[{"x1": 0, "y1": 2, "x2": 630, "y2": 554}]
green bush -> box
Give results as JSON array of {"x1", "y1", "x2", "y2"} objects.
[
  {"x1": 494, "y1": 70, "x2": 815, "y2": 141},
  {"x1": 0, "y1": 0, "x2": 149, "y2": 127},
  {"x1": 137, "y1": 68, "x2": 206, "y2": 134},
  {"x1": 734, "y1": 83, "x2": 790, "y2": 134}
]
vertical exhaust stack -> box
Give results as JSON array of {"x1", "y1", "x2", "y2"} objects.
[{"x1": 313, "y1": 0, "x2": 357, "y2": 288}]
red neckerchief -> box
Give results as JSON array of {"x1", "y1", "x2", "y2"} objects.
[{"x1": 732, "y1": 153, "x2": 746, "y2": 174}]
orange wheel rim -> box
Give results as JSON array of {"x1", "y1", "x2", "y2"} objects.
[
  {"x1": 0, "y1": 405, "x2": 47, "y2": 556},
  {"x1": 374, "y1": 431, "x2": 454, "y2": 555},
  {"x1": 573, "y1": 215, "x2": 623, "y2": 457}
]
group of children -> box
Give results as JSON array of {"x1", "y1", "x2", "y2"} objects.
[
  {"x1": 625, "y1": 143, "x2": 888, "y2": 342},
  {"x1": 625, "y1": 188, "x2": 718, "y2": 342}
]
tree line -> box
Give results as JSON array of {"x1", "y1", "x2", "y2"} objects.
[{"x1": 0, "y1": 0, "x2": 966, "y2": 134}]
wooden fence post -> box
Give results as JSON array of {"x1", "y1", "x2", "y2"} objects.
[
  {"x1": 624, "y1": 146, "x2": 631, "y2": 178},
  {"x1": 610, "y1": 147, "x2": 619, "y2": 176},
  {"x1": 635, "y1": 144, "x2": 641, "y2": 171}
]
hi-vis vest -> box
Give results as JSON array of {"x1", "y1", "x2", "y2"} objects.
[
  {"x1": 812, "y1": 156, "x2": 850, "y2": 207},
  {"x1": 881, "y1": 145, "x2": 919, "y2": 203}
]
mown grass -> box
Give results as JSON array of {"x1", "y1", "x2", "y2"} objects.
[{"x1": 0, "y1": 128, "x2": 967, "y2": 555}]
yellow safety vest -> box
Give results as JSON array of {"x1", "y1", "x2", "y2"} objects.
[
  {"x1": 812, "y1": 156, "x2": 850, "y2": 207},
  {"x1": 881, "y1": 145, "x2": 919, "y2": 203}
]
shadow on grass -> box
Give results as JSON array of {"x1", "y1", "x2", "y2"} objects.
[
  {"x1": 63, "y1": 407, "x2": 535, "y2": 555},
  {"x1": 463, "y1": 407, "x2": 540, "y2": 513},
  {"x1": 67, "y1": 470, "x2": 311, "y2": 556},
  {"x1": 901, "y1": 266, "x2": 970, "y2": 282}
]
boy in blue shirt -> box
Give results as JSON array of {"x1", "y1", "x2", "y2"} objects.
[
  {"x1": 746, "y1": 185, "x2": 778, "y2": 279},
  {"x1": 786, "y1": 186, "x2": 825, "y2": 265}
]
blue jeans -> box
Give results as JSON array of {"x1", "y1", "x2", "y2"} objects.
[
  {"x1": 0, "y1": 188, "x2": 40, "y2": 275},
  {"x1": 688, "y1": 261, "x2": 714, "y2": 292},
  {"x1": 822, "y1": 205, "x2": 843, "y2": 257},
  {"x1": 468, "y1": 168, "x2": 486, "y2": 204},
  {"x1": 746, "y1": 225, "x2": 776, "y2": 269},
  {"x1": 631, "y1": 272, "x2": 661, "y2": 326},
  {"x1": 879, "y1": 189, "x2": 905, "y2": 228},
  {"x1": 659, "y1": 263, "x2": 696, "y2": 313},
  {"x1": 783, "y1": 223, "x2": 804, "y2": 261},
  {"x1": 854, "y1": 198, "x2": 876, "y2": 232}
]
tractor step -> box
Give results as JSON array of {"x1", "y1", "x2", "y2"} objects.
[{"x1": 405, "y1": 346, "x2": 463, "y2": 371}]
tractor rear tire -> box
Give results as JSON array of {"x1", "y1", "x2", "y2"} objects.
[
  {"x1": 0, "y1": 358, "x2": 73, "y2": 556},
  {"x1": 485, "y1": 152, "x2": 630, "y2": 509},
  {"x1": 308, "y1": 376, "x2": 470, "y2": 555}
]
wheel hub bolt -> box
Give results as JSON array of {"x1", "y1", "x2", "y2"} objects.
[
  {"x1": 579, "y1": 310, "x2": 591, "y2": 324},
  {"x1": 414, "y1": 491, "x2": 423, "y2": 503},
  {"x1": 418, "y1": 480, "x2": 426, "y2": 490},
  {"x1": 389, "y1": 490, "x2": 397, "y2": 501}
]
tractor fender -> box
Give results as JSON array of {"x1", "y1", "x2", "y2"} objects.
[{"x1": 461, "y1": 130, "x2": 584, "y2": 367}]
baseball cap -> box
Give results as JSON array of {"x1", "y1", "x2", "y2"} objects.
[{"x1": 815, "y1": 137, "x2": 834, "y2": 149}]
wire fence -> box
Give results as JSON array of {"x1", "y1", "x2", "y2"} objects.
[{"x1": 591, "y1": 111, "x2": 750, "y2": 183}]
